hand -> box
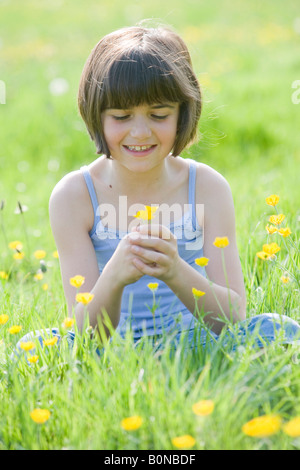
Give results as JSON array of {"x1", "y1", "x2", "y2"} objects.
[
  {"x1": 128, "y1": 224, "x2": 180, "y2": 283},
  {"x1": 103, "y1": 231, "x2": 154, "y2": 288}
]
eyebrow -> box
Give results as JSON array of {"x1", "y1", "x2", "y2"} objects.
[
  {"x1": 150, "y1": 104, "x2": 176, "y2": 109},
  {"x1": 107, "y1": 103, "x2": 176, "y2": 111}
]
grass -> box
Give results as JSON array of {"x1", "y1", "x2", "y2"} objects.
[{"x1": 0, "y1": 0, "x2": 300, "y2": 450}]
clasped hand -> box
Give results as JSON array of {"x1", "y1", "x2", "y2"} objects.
[{"x1": 127, "y1": 224, "x2": 180, "y2": 283}]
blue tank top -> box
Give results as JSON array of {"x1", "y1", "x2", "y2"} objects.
[{"x1": 81, "y1": 159, "x2": 206, "y2": 339}]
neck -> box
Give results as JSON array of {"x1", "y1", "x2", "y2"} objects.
[{"x1": 108, "y1": 157, "x2": 171, "y2": 199}]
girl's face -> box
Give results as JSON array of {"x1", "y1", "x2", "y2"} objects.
[{"x1": 101, "y1": 103, "x2": 179, "y2": 172}]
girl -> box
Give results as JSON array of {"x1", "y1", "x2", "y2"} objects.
[{"x1": 18, "y1": 25, "x2": 300, "y2": 354}]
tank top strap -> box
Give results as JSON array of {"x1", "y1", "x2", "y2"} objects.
[
  {"x1": 188, "y1": 160, "x2": 198, "y2": 230},
  {"x1": 80, "y1": 165, "x2": 99, "y2": 218}
]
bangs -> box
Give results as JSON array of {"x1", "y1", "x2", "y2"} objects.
[{"x1": 101, "y1": 50, "x2": 186, "y2": 110}]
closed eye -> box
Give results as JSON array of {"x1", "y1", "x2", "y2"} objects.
[
  {"x1": 151, "y1": 114, "x2": 168, "y2": 120},
  {"x1": 112, "y1": 115, "x2": 130, "y2": 121}
]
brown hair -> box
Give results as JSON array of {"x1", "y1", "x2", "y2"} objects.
[{"x1": 78, "y1": 25, "x2": 201, "y2": 157}]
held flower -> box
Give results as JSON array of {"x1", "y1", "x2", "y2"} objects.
[
  {"x1": 195, "y1": 257, "x2": 209, "y2": 267},
  {"x1": 30, "y1": 408, "x2": 51, "y2": 424},
  {"x1": 171, "y1": 435, "x2": 196, "y2": 449},
  {"x1": 192, "y1": 288, "x2": 206, "y2": 299},
  {"x1": 133, "y1": 205, "x2": 159, "y2": 221},
  {"x1": 70, "y1": 275, "x2": 85, "y2": 288},
  {"x1": 213, "y1": 236, "x2": 229, "y2": 248},
  {"x1": 242, "y1": 414, "x2": 281, "y2": 438},
  {"x1": 76, "y1": 292, "x2": 94, "y2": 305},
  {"x1": 121, "y1": 415, "x2": 143, "y2": 431},
  {"x1": 265, "y1": 194, "x2": 280, "y2": 206},
  {"x1": 147, "y1": 282, "x2": 159, "y2": 292},
  {"x1": 192, "y1": 399, "x2": 215, "y2": 416}
]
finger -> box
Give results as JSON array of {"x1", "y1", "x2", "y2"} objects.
[
  {"x1": 132, "y1": 257, "x2": 161, "y2": 276},
  {"x1": 136, "y1": 224, "x2": 174, "y2": 240},
  {"x1": 130, "y1": 244, "x2": 167, "y2": 266}
]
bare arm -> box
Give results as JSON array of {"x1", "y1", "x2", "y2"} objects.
[
  {"x1": 128, "y1": 166, "x2": 246, "y2": 335},
  {"x1": 49, "y1": 172, "x2": 143, "y2": 339}
]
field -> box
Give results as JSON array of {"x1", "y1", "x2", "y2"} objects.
[{"x1": 0, "y1": 0, "x2": 300, "y2": 450}]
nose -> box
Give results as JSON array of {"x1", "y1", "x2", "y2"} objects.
[{"x1": 130, "y1": 116, "x2": 152, "y2": 140}]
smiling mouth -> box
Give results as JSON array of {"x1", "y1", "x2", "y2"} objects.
[{"x1": 124, "y1": 145, "x2": 156, "y2": 152}]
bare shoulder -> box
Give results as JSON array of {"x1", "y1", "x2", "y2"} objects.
[
  {"x1": 194, "y1": 161, "x2": 234, "y2": 209},
  {"x1": 49, "y1": 169, "x2": 94, "y2": 232}
]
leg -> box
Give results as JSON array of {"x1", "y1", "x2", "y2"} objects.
[
  {"x1": 12, "y1": 328, "x2": 75, "y2": 360},
  {"x1": 223, "y1": 313, "x2": 300, "y2": 350}
]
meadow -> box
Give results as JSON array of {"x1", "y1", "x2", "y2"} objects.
[{"x1": 0, "y1": 0, "x2": 299, "y2": 450}]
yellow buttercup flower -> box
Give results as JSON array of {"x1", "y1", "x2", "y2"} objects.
[
  {"x1": 0, "y1": 271, "x2": 9, "y2": 280},
  {"x1": 8, "y1": 240, "x2": 23, "y2": 251},
  {"x1": 242, "y1": 414, "x2": 281, "y2": 437},
  {"x1": 76, "y1": 292, "x2": 94, "y2": 305},
  {"x1": 42, "y1": 283, "x2": 48, "y2": 291},
  {"x1": 62, "y1": 317, "x2": 75, "y2": 328},
  {"x1": 213, "y1": 236, "x2": 229, "y2": 248},
  {"x1": 52, "y1": 250, "x2": 59, "y2": 258},
  {"x1": 8, "y1": 325, "x2": 22, "y2": 334},
  {"x1": 195, "y1": 257, "x2": 209, "y2": 267},
  {"x1": 269, "y1": 214, "x2": 285, "y2": 226},
  {"x1": 43, "y1": 336, "x2": 58, "y2": 346},
  {"x1": 34, "y1": 272, "x2": 44, "y2": 281},
  {"x1": 134, "y1": 205, "x2": 159, "y2": 221},
  {"x1": 28, "y1": 355, "x2": 39, "y2": 364},
  {"x1": 171, "y1": 435, "x2": 196, "y2": 449},
  {"x1": 277, "y1": 227, "x2": 292, "y2": 237},
  {"x1": 0, "y1": 314, "x2": 9, "y2": 325},
  {"x1": 70, "y1": 275, "x2": 85, "y2": 288},
  {"x1": 34, "y1": 250, "x2": 46, "y2": 260},
  {"x1": 265, "y1": 194, "x2": 280, "y2": 206},
  {"x1": 13, "y1": 252, "x2": 25, "y2": 260},
  {"x1": 256, "y1": 251, "x2": 271, "y2": 260},
  {"x1": 147, "y1": 282, "x2": 159, "y2": 292},
  {"x1": 192, "y1": 399, "x2": 215, "y2": 416},
  {"x1": 262, "y1": 242, "x2": 280, "y2": 255},
  {"x1": 19, "y1": 341, "x2": 35, "y2": 351},
  {"x1": 121, "y1": 415, "x2": 143, "y2": 431},
  {"x1": 30, "y1": 408, "x2": 51, "y2": 424},
  {"x1": 192, "y1": 288, "x2": 206, "y2": 298},
  {"x1": 265, "y1": 224, "x2": 277, "y2": 235},
  {"x1": 282, "y1": 417, "x2": 300, "y2": 437},
  {"x1": 281, "y1": 275, "x2": 290, "y2": 284}
]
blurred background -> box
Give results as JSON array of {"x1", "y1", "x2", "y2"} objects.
[{"x1": 0, "y1": 0, "x2": 299, "y2": 252}]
